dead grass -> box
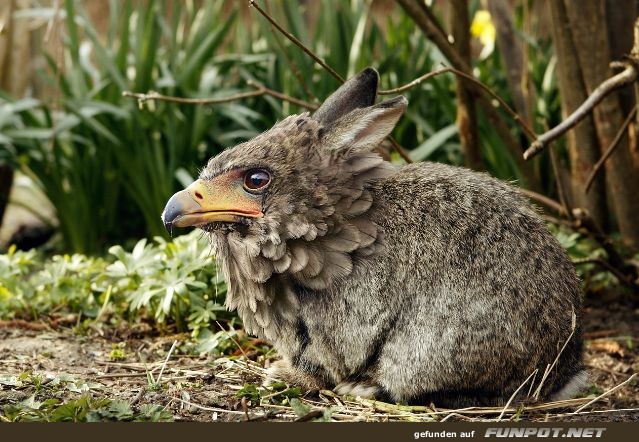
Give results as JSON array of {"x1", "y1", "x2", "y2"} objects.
[{"x1": 0, "y1": 293, "x2": 637, "y2": 422}]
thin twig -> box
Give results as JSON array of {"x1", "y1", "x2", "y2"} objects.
[
  {"x1": 532, "y1": 310, "x2": 577, "y2": 400},
  {"x1": 519, "y1": 189, "x2": 567, "y2": 215},
  {"x1": 524, "y1": 63, "x2": 638, "y2": 160},
  {"x1": 388, "y1": 136, "x2": 413, "y2": 163},
  {"x1": 379, "y1": 66, "x2": 536, "y2": 140},
  {"x1": 156, "y1": 340, "x2": 178, "y2": 384},
  {"x1": 122, "y1": 83, "x2": 315, "y2": 110},
  {"x1": 546, "y1": 408, "x2": 639, "y2": 419},
  {"x1": 572, "y1": 373, "x2": 637, "y2": 414},
  {"x1": 378, "y1": 67, "x2": 454, "y2": 95},
  {"x1": 122, "y1": 89, "x2": 263, "y2": 105},
  {"x1": 263, "y1": 0, "x2": 316, "y2": 100},
  {"x1": 585, "y1": 104, "x2": 638, "y2": 192},
  {"x1": 573, "y1": 258, "x2": 636, "y2": 289},
  {"x1": 497, "y1": 369, "x2": 538, "y2": 421},
  {"x1": 246, "y1": 80, "x2": 316, "y2": 109},
  {"x1": 248, "y1": 0, "x2": 344, "y2": 83}
]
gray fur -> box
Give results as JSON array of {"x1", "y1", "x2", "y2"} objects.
[{"x1": 194, "y1": 68, "x2": 584, "y2": 407}]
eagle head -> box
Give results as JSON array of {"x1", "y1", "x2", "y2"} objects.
[{"x1": 161, "y1": 68, "x2": 407, "y2": 337}]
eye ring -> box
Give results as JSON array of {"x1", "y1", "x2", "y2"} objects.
[{"x1": 243, "y1": 169, "x2": 271, "y2": 193}]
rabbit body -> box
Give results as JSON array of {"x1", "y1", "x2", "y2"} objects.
[
  {"x1": 163, "y1": 68, "x2": 585, "y2": 407},
  {"x1": 269, "y1": 161, "x2": 583, "y2": 407}
]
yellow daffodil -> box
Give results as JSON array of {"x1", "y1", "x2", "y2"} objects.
[{"x1": 471, "y1": 10, "x2": 496, "y2": 59}]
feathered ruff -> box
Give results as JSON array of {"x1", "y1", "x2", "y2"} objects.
[{"x1": 210, "y1": 115, "x2": 394, "y2": 339}]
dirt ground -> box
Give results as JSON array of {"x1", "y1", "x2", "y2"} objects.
[{"x1": 0, "y1": 292, "x2": 638, "y2": 422}]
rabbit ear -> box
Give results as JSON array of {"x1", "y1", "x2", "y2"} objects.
[
  {"x1": 321, "y1": 96, "x2": 408, "y2": 153},
  {"x1": 312, "y1": 68, "x2": 379, "y2": 125}
]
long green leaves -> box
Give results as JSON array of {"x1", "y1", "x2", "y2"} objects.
[
  {"x1": 2, "y1": 0, "x2": 256, "y2": 253},
  {"x1": 1, "y1": 0, "x2": 562, "y2": 253}
]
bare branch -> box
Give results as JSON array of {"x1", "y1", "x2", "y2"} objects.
[
  {"x1": 122, "y1": 89, "x2": 264, "y2": 105},
  {"x1": 585, "y1": 104, "x2": 638, "y2": 192},
  {"x1": 248, "y1": 1, "x2": 413, "y2": 163},
  {"x1": 248, "y1": 0, "x2": 344, "y2": 83},
  {"x1": 573, "y1": 258, "x2": 637, "y2": 290},
  {"x1": 263, "y1": 0, "x2": 317, "y2": 100},
  {"x1": 395, "y1": 0, "x2": 541, "y2": 191},
  {"x1": 388, "y1": 136, "x2": 413, "y2": 163},
  {"x1": 379, "y1": 66, "x2": 536, "y2": 140},
  {"x1": 122, "y1": 82, "x2": 316, "y2": 110},
  {"x1": 378, "y1": 67, "x2": 454, "y2": 95},
  {"x1": 524, "y1": 63, "x2": 638, "y2": 160},
  {"x1": 246, "y1": 80, "x2": 317, "y2": 110},
  {"x1": 519, "y1": 189, "x2": 567, "y2": 216}
]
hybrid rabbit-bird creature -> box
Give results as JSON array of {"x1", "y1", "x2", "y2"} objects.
[{"x1": 162, "y1": 68, "x2": 585, "y2": 407}]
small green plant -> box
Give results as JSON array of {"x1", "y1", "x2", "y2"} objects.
[
  {"x1": 0, "y1": 230, "x2": 233, "y2": 343},
  {"x1": 2, "y1": 394, "x2": 172, "y2": 422},
  {"x1": 236, "y1": 383, "x2": 262, "y2": 406},
  {"x1": 108, "y1": 342, "x2": 127, "y2": 361}
]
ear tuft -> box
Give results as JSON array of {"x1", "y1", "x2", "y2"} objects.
[
  {"x1": 322, "y1": 96, "x2": 408, "y2": 153},
  {"x1": 312, "y1": 68, "x2": 379, "y2": 125}
]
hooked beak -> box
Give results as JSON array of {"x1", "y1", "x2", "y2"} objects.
[{"x1": 161, "y1": 179, "x2": 263, "y2": 231}]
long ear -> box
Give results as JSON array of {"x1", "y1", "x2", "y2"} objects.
[
  {"x1": 312, "y1": 68, "x2": 379, "y2": 125},
  {"x1": 322, "y1": 96, "x2": 408, "y2": 153}
]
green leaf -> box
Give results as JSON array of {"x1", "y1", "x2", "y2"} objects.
[
  {"x1": 289, "y1": 398, "x2": 311, "y2": 417},
  {"x1": 410, "y1": 124, "x2": 458, "y2": 161}
]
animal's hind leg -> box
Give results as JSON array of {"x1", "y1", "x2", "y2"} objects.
[{"x1": 264, "y1": 359, "x2": 325, "y2": 391}]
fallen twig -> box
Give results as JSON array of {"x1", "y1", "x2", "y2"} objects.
[
  {"x1": 156, "y1": 340, "x2": 178, "y2": 384},
  {"x1": 497, "y1": 369, "x2": 538, "y2": 421},
  {"x1": 294, "y1": 409, "x2": 325, "y2": 422},
  {"x1": 572, "y1": 373, "x2": 637, "y2": 414}
]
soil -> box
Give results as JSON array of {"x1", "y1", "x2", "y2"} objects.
[{"x1": 0, "y1": 292, "x2": 638, "y2": 422}]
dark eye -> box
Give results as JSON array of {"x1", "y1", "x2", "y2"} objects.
[{"x1": 243, "y1": 169, "x2": 271, "y2": 191}]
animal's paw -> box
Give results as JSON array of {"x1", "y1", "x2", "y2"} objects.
[
  {"x1": 264, "y1": 359, "x2": 290, "y2": 387},
  {"x1": 263, "y1": 359, "x2": 323, "y2": 390},
  {"x1": 334, "y1": 381, "x2": 380, "y2": 399}
]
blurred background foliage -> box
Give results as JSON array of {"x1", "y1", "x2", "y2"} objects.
[
  {"x1": 0, "y1": 0, "x2": 637, "y2": 338},
  {"x1": 0, "y1": 0, "x2": 564, "y2": 254}
]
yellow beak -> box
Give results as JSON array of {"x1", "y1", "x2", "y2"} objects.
[{"x1": 162, "y1": 179, "x2": 263, "y2": 230}]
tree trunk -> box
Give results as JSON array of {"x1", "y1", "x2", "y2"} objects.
[
  {"x1": 606, "y1": 0, "x2": 637, "y2": 116},
  {"x1": 563, "y1": 1, "x2": 639, "y2": 249},
  {"x1": 396, "y1": 0, "x2": 542, "y2": 191},
  {"x1": 487, "y1": 0, "x2": 535, "y2": 125},
  {"x1": 449, "y1": 0, "x2": 483, "y2": 171},
  {"x1": 548, "y1": 0, "x2": 608, "y2": 229}
]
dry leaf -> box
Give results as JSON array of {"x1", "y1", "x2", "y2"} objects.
[{"x1": 589, "y1": 339, "x2": 625, "y2": 357}]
